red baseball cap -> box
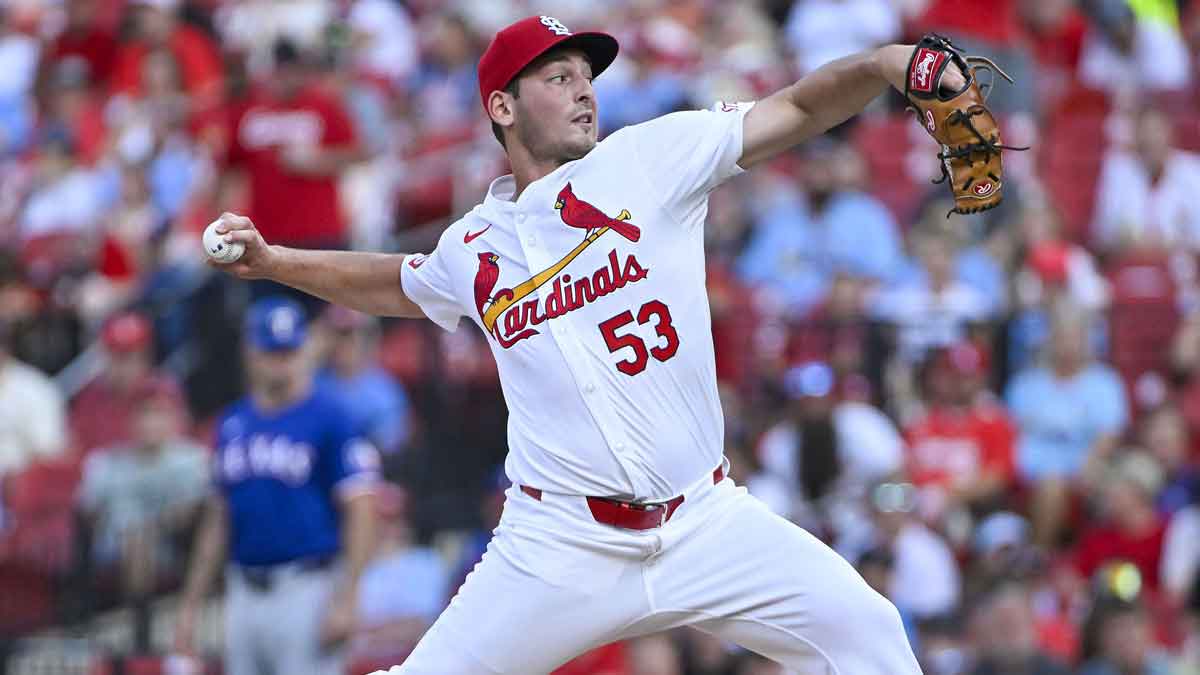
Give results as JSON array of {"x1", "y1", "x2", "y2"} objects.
[
  {"x1": 478, "y1": 15, "x2": 619, "y2": 114},
  {"x1": 940, "y1": 341, "x2": 990, "y2": 377},
  {"x1": 102, "y1": 311, "x2": 152, "y2": 353}
]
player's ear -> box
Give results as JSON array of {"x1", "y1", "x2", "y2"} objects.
[{"x1": 488, "y1": 90, "x2": 516, "y2": 130}]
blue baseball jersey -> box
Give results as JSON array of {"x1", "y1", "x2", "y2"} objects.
[{"x1": 214, "y1": 385, "x2": 380, "y2": 566}]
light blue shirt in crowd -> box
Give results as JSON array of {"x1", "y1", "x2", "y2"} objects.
[
  {"x1": 318, "y1": 366, "x2": 410, "y2": 454},
  {"x1": 357, "y1": 547, "x2": 449, "y2": 625},
  {"x1": 736, "y1": 191, "x2": 903, "y2": 313},
  {"x1": 1006, "y1": 363, "x2": 1129, "y2": 480}
]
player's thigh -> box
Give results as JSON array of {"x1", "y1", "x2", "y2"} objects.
[
  {"x1": 267, "y1": 570, "x2": 345, "y2": 675},
  {"x1": 654, "y1": 490, "x2": 920, "y2": 674},
  {"x1": 382, "y1": 533, "x2": 646, "y2": 675},
  {"x1": 222, "y1": 581, "x2": 266, "y2": 675}
]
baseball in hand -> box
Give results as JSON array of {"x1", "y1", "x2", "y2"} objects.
[{"x1": 203, "y1": 220, "x2": 244, "y2": 264}]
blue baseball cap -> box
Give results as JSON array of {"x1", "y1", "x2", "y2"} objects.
[
  {"x1": 245, "y1": 297, "x2": 308, "y2": 352},
  {"x1": 782, "y1": 362, "x2": 835, "y2": 400}
]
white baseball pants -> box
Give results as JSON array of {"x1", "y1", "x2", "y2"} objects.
[{"x1": 375, "y1": 465, "x2": 921, "y2": 674}]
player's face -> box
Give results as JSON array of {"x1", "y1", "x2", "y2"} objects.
[
  {"x1": 246, "y1": 346, "x2": 311, "y2": 398},
  {"x1": 510, "y1": 50, "x2": 597, "y2": 163}
]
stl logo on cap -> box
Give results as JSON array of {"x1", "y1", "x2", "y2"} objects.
[{"x1": 539, "y1": 16, "x2": 571, "y2": 36}]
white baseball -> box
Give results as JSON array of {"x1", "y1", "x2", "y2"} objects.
[{"x1": 203, "y1": 220, "x2": 244, "y2": 264}]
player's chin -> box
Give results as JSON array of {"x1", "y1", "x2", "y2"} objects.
[{"x1": 561, "y1": 130, "x2": 596, "y2": 160}]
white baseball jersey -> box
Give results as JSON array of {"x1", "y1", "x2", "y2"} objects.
[{"x1": 401, "y1": 102, "x2": 754, "y2": 500}]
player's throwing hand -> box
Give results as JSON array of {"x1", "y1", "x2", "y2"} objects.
[{"x1": 206, "y1": 212, "x2": 277, "y2": 279}]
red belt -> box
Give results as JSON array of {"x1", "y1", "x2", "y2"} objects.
[{"x1": 519, "y1": 464, "x2": 725, "y2": 531}]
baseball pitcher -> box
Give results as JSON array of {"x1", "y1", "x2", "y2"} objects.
[{"x1": 206, "y1": 15, "x2": 1019, "y2": 674}]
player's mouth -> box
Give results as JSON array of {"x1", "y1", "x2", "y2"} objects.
[{"x1": 571, "y1": 111, "x2": 594, "y2": 128}]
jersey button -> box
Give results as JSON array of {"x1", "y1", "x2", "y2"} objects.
[
  {"x1": 615, "y1": 441, "x2": 626, "y2": 452},
  {"x1": 517, "y1": 213, "x2": 527, "y2": 224},
  {"x1": 584, "y1": 383, "x2": 596, "y2": 394},
  {"x1": 526, "y1": 235, "x2": 536, "y2": 246}
]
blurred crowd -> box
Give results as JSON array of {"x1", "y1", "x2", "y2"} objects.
[{"x1": 1, "y1": 0, "x2": 1200, "y2": 673}]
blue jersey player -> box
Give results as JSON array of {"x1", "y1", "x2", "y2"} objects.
[{"x1": 176, "y1": 297, "x2": 380, "y2": 675}]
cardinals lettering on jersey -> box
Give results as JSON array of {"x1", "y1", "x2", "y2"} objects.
[
  {"x1": 475, "y1": 249, "x2": 649, "y2": 348},
  {"x1": 466, "y1": 182, "x2": 649, "y2": 348}
]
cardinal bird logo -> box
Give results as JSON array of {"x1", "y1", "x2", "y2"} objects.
[
  {"x1": 555, "y1": 183, "x2": 641, "y2": 242},
  {"x1": 474, "y1": 252, "x2": 500, "y2": 316}
]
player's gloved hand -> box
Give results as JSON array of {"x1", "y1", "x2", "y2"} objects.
[
  {"x1": 207, "y1": 212, "x2": 278, "y2": 279},
  {"x1": 319, "y1": 588, "x2": 359, "y2": 649},
  {"x1": 901, "y1": 34, "x2": 1029, "y2": 215}
]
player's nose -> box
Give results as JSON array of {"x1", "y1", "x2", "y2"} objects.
[{"x1": 574, "y1": 78, "x2": 594, "y2": 105}]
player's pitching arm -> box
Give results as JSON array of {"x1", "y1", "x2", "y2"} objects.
[
  {"x1": 738, "y1": 44, "x2": 965, "y2": 169},
  {"x1": 210, "y1": 213, "x2": 427, "y2": 319}
]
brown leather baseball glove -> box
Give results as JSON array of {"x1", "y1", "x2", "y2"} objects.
[{"x1": 904, "y1": 34, "x2": 1028, "y2": 215}]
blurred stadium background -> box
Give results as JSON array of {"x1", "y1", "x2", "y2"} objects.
[{"x1": 1, "y1": 0, "x2": 1200, "y2": 673}]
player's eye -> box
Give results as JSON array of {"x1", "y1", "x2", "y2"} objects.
[{"x1": 550, "y1": 74, "x2": 567, "y2": 83}]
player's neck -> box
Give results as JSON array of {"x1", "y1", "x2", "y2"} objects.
[
  {"x1": 507, "y1": 147, "x2": 569, "y2": 200},
  {"x1": 253, "y1": 377, "x2": 313, "y2": 413}
]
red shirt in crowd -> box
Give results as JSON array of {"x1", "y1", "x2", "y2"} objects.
[
  {"x1": 1074, "y1": 519, "x2": 1168, "y2": 591},
  {"x1": 916, "y1": 0, "x2": 1024, "y2": 46},
  {"x1": 69, "y1": 373, "x2": 183, "y2": 454},
  {"x1": 903, "y1": 401, "x2": 1017, "y2": 493},
  {"x1": 48, "y1": 27, "x2": 119, "y2": 87},
  {"x1": 110, "y1": 25, "x2": 224, "y2": 102},
  {"x1": 226, "y1": 87, "x2": 358, "y2": 247}
]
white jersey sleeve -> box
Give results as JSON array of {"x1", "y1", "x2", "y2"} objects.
[
  {"x1": 629, "y1": 101, "x2": 755, "y2": 229},
  {"x1": 400, "y1": 228, "x2": 464, "y2": 332}
]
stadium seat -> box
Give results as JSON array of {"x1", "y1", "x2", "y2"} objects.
[
  {"x1": 1106, "y1": 255, "x2": 1180, "y2": 401},
  {"x1": 1, "y1": 458, "x2": 82, "y2": 573}
]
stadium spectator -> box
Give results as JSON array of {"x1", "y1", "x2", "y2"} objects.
[
  {"x1": 755, "y1": 362, "x2": 904, "y2": 540},
  {"x1": 1074, "y1": 452, "x2": 1169, "y2": 593},
  {"x1": 105, "y1": 47, "x2": 200, "y2": 220},
  {"x1": 0, "y1": 317, "x2": 66, "y2": 475},
  {"x1": 406, "y1": 13, "x2": 482, "y2": 132},
  {"x1": 110, "y1": 0, "x2": 223, "y2": 109},
  {"x1": 855, "y1": 479, "x2": 962, "y2": 621},
  {"x1": 1136, "y1": 405, "x2": 1199, "y2": 517},
  {"x1": 857, "y1": 546, "x2": 921, "y2": 650},
  {"x1": 1078, "y1": 598, "x2": 1174, "y2": 675},
  {"x1": 1019, "y1": 0, "x2": 1089, "y2": 114},
  {"x1": 317, "y1": 305, "x2": 411, "y2": 455},
  {"x1": 903, "y1": 342, "x2": 1017, "y2": 530},
  {"x1": 1093, "y1": 106, "x2": 1200, "y2": 253},
  {"x1": 76, "y1": 377, "x2": 206, "y2": 648},
  {"x1": 592, "y1": 31, "x2": 689, "y2": 134},
  {"x1": 1161, "y1": 496, "x2": 1200, "y2": 606},
  {"x1": 965, "y1": 511, "x2": 1044, "y2": 599},
  {"x1": 44, "y1": 0, "x2": 119, "y2": 90},
  {"x1": 18, "y1": 124, "x2": 111, "y2": 242},
  {"x1": 224, "y1": 39, "x2": 362, "y2": 256},
  {"x1": 1007, "y1": 305, "x2": 1129, "y2": 546},
  {"x1": 346, "y1": 0, "x2": 420, "y2": 89},
  {"x1": 908, "y1": 0, "x2": 1036, "y2": 114},
  {"x1": 0, "y1": 7, "x2": 38, "y2": 160},
  {"x1": 870, "y1": 230, "x2": 993, "y2": 364},
  {"x1": 968, "y1": 582, "x2": 1072, "y2": 675},
  {"x1": 783, "y1": 0, "x2": 900, "y2": 76},
  {"x1": 70, "y1": 311, "x2": 182, "y2": 454},
  {"x1": 1077, "y1": 0, "x2": 1192, "y2": 96},
  {"x1": 738, "y1": 139, "x2": 902, "y2": 316},
  {"x1": 352, "y1": 483, "x2": 446, "y2": 662},
  {"x1": 38, "y1": 57, "x2": 108, "y2": 167}
]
